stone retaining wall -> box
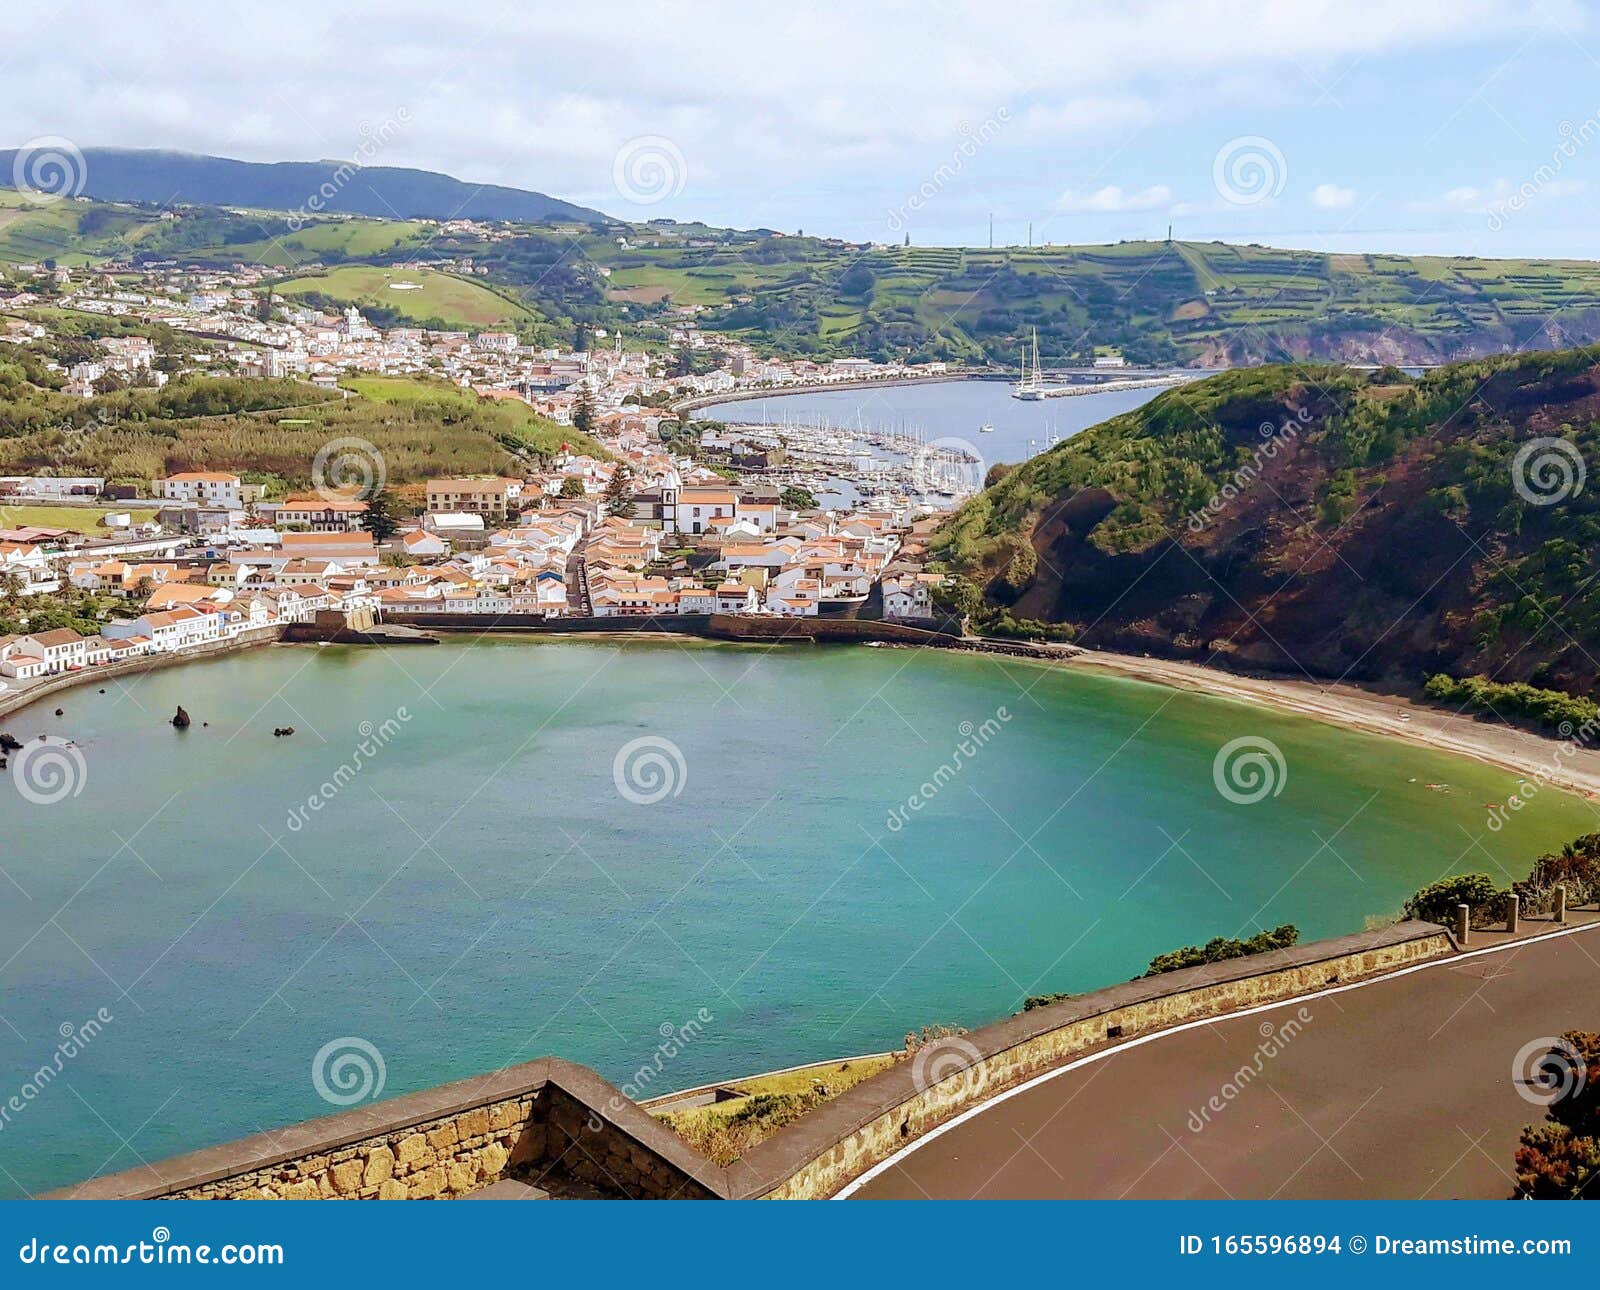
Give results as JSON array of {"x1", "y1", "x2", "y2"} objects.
[
  {"x1": 727, "y1": 921, "x2": 1452, "y2": 1199},
  {"x1": 50, "y1": 1060, "x2": 722, "y2": 1201}
]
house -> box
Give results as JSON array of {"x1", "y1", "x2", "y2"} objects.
[
  {"x1": 675, "y1": 586, "x2": 717, "y2": 614},
  {"x1": 160, "y1": 471, "x2": 243, "y2": 508},
  {"x1": 272, "y1": 495, "x2": 369, "y2": 532},
  {"x1": 102, "y1": 605, "x2": 224, "y2": 652},
  {"x1": 714, "y1": 582, "x2": 758, "y2": 613},
  {"x1": 0, "y1": 636, "x2": 46, "y2": 679},
  {"x1": 882, "y1": 577, "x2": 932, "y2": 620},
  {"x1": 425, "y1": 478, "x2": 523, "y2": 520},
  {"x1": 671, "y1": 487, "x2": 737, "y2": 536}
]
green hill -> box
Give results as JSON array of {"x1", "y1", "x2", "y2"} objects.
[{"x1": 935, "y1": 348, "x2": 1600, "y2": 696}]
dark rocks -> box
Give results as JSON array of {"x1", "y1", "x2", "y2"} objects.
[
  {"x1": 273, "y1": 726, "x2": 296, "y2": 738},
  {"x1": 171, "y1": 706, "x2": 191, "y2": 729},
  {"x1": 54, "y1": 708, "x2": 64, "y2": 717},
  {"x1": 0, "y1": 733, "x2": 21, "y2": 753}
]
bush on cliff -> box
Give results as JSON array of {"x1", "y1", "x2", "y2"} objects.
[
  {"x1": 1401, "y1": 873, "x2": 1503, "y2": 926},
  {"x1": 1514, "y1": 1030, "x2": 1600, "y2": 1199},
  {"x1": 1142, "y1": 924, "x2": 1299, "y2": 977}
]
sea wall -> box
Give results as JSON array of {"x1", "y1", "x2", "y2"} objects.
[
  {"x1": 51, "y1": 922, "x2": 1452, "y2": 1201},
  {"x1": 0, "y1": 627, "x2": 284, "y2": 723},
  {"x1": 379, "y1": 610, "x2": 964, "y2": 645}
]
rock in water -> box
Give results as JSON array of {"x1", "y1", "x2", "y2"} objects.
[
  {"x1": 171, "y1": 706, "x2": 192, "y2": 729},
  {"x1": 0, "y1": 732, "x2": 21, "y2": 753}
]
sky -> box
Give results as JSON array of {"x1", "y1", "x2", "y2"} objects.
[{"x1": 9, "y1": 0, "x2": 1600, "y2": 257}]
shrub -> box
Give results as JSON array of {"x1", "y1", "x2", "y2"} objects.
[
  {"x1": 1515, "y1": 833, "x2": 1600, "y2": 912},
  {"x1": 1143, "y1": 924, "x2": 1299, "y2": 977},
  {"x1": 1401, "y1": 873, "x2": 1505, "y2": 926},
  {"x1": 1423, "y1": 673, "x2": 1600, "y2": 733},
  {"x1": 1514, "y1": 1031, "x2": 1600, "y2": 1198}
]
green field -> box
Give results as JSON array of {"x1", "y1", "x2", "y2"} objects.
[
  {"x1": 274, "y1": 265, "x2": 533, "y2": 329},
  {"x1": 0, "y1": 503, "x2": 159, "y2": 531}
]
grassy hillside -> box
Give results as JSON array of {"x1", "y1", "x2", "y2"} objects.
[
  {"x1": 0, "y1": 363, "x2": 601, "y2": 490},
  {"x1": 274, "y1": 265, "x2": 534, "y2": 330},
  {"x1": 13, "y1": 187, "x2": 1600, "y2": 366},
  {"x1": 935, "y1": 347, "x2": 1600, "y2": 694}
]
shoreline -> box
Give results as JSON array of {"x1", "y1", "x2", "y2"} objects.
[
  {"x1": 10, "y1": 626, "x2": 1598, "y2": 805},
  {"x1": 0, "y1": 630, "x2": 284, "y2": 725},
  {"x1": 1064, "y1": 649, "x2": 1600, "y2": 799}
]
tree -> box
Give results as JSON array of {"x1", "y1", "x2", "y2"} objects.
[
  {"x1": 559, "y1": 476, "x2": 586, "y2": 499},
  {"x1": 779, "y1": 485, "x2": 818, "y2": 511},
  {"x1": 1514, "y1": 1031, "x2": 1600, "y2": 1198},
  {"x1": 364, "y1": 488, "x2": 401, "y2": 542},
  {"x1": 603, "y1": 464, "x2": 634, "y2": 518},
  {"x1": 572, "y1": 384, "x2": 597, "y2": 435}
]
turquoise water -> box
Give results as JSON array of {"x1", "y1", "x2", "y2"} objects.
[{"x1": 1, "y1": 639, "x2": 1591, "y2": 1196}]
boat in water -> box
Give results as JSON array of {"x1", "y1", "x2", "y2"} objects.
[{"x1": 979, "y1": 423, "x2": 995, "y2": 433}]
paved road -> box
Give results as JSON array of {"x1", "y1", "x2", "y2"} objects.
[{"x1": 855, "y1": 923, "x2": 1600, "y2": 1199}]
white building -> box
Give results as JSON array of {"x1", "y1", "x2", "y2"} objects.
[{"x1": 160, "y1": 471, "x2": 243, "y2": 508}]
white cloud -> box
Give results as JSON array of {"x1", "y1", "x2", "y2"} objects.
[
  {"x1": 0, "y1": 0, "x2": 1578, "y2": 236},
  {"x1": 1311, "y1": 183, "x2": 1356, "y2": 209},
  {"x1": 1056, "y1": 184, "x2": 1173, "y2": 213}
]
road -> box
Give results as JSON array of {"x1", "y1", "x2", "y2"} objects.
[{"x1": 854, "y1": 922, "x2": 1600, "y2": 1199}]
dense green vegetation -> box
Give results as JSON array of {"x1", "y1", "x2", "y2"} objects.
[
  {"x1": 932, "y1": 346, "x2": 1600, "y2": 695},
  {"x1": 1423, "y1": 674, "x2": 1600, "y2": 732},
  {"x1": 0, "y1": 364, "x2": 600, "y2": 489}
]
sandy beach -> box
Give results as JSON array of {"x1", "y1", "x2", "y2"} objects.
[{"x1": 1068, "y1": 649, "x2": 1600, "y2": 800}]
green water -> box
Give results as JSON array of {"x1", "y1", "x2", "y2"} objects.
[{"x1": 1, "y1": 639, "x2": 1591, "y2": 1195}]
